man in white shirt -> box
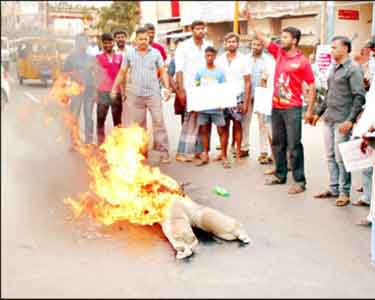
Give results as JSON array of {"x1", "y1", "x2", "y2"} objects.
[
  {"x1": 113, "y1": 30, "x2": 130, "y2": 60},
  {"x1": 246, "y1": 37, "x2": 275, "y2": 163},
  {"x1": 215, "y1": 32, "x2": 251, "y2": 164},
  {"x1": 113, "y1": 30, "x2": 131, "y2": 126},
  {"x1": 175, "y1": 20, "x2": 213, "y2": 162},
  {"x1": 86, "y1": 35, "x2": 101, "y2": 57}
]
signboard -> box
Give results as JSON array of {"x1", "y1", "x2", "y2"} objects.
[
  {"x1": 316, "y1": 44, "x2": 332, "y2": 74},
  {"x1": 315, "y1": 44, "x2": 332, "y2": 89},
  {"x1": 338, "y1": 9, "x2": 359, "y2": 20}
]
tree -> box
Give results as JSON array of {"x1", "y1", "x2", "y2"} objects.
[{"x1": 96, "y1": 1, "x2": 140, "y2": 37}]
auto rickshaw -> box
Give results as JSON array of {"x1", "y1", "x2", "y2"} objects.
[{"x1": 16, "y1": 37, "x2": 61, "y2": 87}]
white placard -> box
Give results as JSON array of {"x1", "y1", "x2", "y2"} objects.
[
  {"x1": 338, "y1": 139, "x2": 374, "y2": 172},
  {"x1": 253, "y1": 87, "x2": 273, "y2": 116},
  {"x1": 186, "y1": 82, "x2": 238, "y2": 112},
  {"x1": 353, "y1": 91, "x2": 375, "y2": 137}
]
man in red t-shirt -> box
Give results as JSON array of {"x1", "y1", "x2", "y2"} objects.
[
  {"x1": 95, "y1": 33, "x2": 123, "y2": 145},
  {"x1": 144, "y1": 23, "x2": 167, "y2": 61},
  {"x1": 247, "y1": 12, "x2": 316, "y2": 194}
]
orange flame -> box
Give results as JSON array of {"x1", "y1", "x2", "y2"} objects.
[
  {"x1": 49, "y1": 75, "x2": 85, "y2": 105},
  {"x1": 64, "y1": 126, "x2": 190, "y2": 226}
]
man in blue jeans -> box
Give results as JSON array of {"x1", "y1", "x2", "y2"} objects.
[
  {"x1": 313, "y1": 36, "x2": 366, "y2": 206},
  {"x1": 63, "y1": 34, "x2": 95, "y2": 149}
]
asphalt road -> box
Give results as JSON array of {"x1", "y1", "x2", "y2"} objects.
[{"x1": 2, "y1": 64, "x2": 375, "y2": 298}]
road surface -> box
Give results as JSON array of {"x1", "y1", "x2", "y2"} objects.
[{"x1": 2, "y1": 64, "x2": 375, "y2": 298}]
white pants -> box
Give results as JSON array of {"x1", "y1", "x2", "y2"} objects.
[
  {"x1": 241, "y1": 102, "x2": 254, "y2": 151},
  {"x1": 257, "y1": 112, "x2": 272, "y2": 155}
]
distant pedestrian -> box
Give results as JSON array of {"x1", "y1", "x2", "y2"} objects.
[
  {"x1": 87, "y1": 35, "x2": 101, "y2": 57},
  {"x1": 63, "y1": 33, "x2": 96, "y2": 149},
  {"x1": 247, "y1": 37, "x2": 275, "y2": 164},
  {"x1": 114, "y1": 30, "x2": 130, "y2": 60},
  {"x1": 144, "y1": 23, "x2": 167, "y2": 61},
  {"x1": 168, "y1": 39, "x2": 186, "y2": 125},
  {"x1": 113, "y1": 30, "x2": 131, "y2": 127}
]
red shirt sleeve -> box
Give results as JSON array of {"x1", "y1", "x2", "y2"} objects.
[
  {"x1": 152, "y1": 43, "x2": 167, "y2": 61},
  {"x1": 267, "y1": 42, "x2": 280, "y2": 60},
  {"x1": 301, "y1": 59, "x2": 315, "y2": 85},
  {"x1": 159, "y1": 45, "x2": 167, "y2": 61}
]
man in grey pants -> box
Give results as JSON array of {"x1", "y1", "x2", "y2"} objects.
[
  {"x1": 111, "y1": 27, "x2": 172, "y2": 163},
  {"x1": 63, "y1": 34, "x2": 95, "y2": 149},
  {"x1": 313, "y1": 36, "x2": 366, "y2": 206}
]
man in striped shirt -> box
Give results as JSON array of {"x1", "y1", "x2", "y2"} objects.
[{"x1": 111, "y1": 27, "x2": 172, "y2": 164}]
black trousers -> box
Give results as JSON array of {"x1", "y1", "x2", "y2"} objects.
[
  {"x1": 271, "y1": 107, "x2": 306, "y2": 186},
  {"x1": 97, "y1": 91, "x2": 122, "y2": 145}
]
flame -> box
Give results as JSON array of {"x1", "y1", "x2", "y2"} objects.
[
  {"x1": 47, "y1": 74, "x2": 188, "y2": 226},
  {"x1": 49, "y1": 75, "x2": 85, "y2": 105},
  {"x1": 64, "y1": 126, "x2": 190, "y2": 226}
]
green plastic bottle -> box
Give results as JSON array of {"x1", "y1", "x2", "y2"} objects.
[{"x1": 214, "y1": 186, "x2": 230, "y2": 197}]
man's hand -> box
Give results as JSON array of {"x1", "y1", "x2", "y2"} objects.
[
  {"x1": 303, "y1": 110, "x2": 314, "y2": 125},
  {"x1": 240, "y1": 103, "x2": 248, "y2": 115},
  {"x1": 338, "y1": 121, "x2": 353, "y2": 135},
  {"x1": 94, "y1": 91, "x2": 100, "y2": 104},
  {"x1": 110, "y1": 89, "x2": 117, "y2": 100},
  {"x1": 361, "y1": 125, "x2": 375, "y2": 154},
  {"x1": 360, "y1": 137, "x2": 369, "y2": 154},
  {"x1": 162, "y1": 88, "x2": 172, "y2": 101},
  {"x1": 356, "y1": 110, "x2": 363, "y2": 123},
  {"x1": 311, "y1": 115, "x2": 320, "y2": 126}
]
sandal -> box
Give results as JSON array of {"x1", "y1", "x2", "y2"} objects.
[
  {"x1": 335, "y1": 195, "x2": 350, "y2": 207},
  {"x1": 265, "y1": 175, "x2": 285, "y2": 185},
  {"x1": 313, "y1": 190, "x2": 338, "y2": 199},
  {"x1": 194, "y1": 154, "x2": 209, "y2": 166}
]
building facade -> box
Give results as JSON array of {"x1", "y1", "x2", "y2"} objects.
[
  {"x1": 1, "y1": 1, "x2": 48, "y2": 38},
  {"x1": 138, "y1": 1, "x2": 375, "y2": 55}
]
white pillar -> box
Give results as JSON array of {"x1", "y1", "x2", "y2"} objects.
[{"x1": 326, "y1": 1, "x2": 335, "y2": 43}]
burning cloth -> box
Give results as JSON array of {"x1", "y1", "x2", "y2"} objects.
[{"x1": 63, "y1": 125, "x2": 250, "y2": 259}]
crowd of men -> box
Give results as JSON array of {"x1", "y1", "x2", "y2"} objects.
[{"x1": 62, "y1": 16, "x2": 375, "y2": 230}]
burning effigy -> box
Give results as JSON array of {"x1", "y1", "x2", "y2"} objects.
[
  {"x1": 52, "y1": 76, "x2": 250, "y2": 259},
  {"x1": 63, "y1": 126, "x2": 250, "y2": 259}
]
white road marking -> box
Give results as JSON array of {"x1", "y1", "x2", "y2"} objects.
[{"x1": 24, "y1": 92, "x2": 41, "y2": 104}]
